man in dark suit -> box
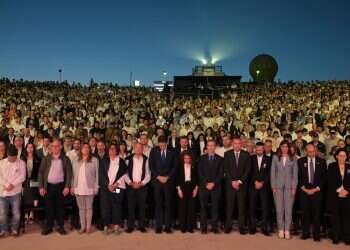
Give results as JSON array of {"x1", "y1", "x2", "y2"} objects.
[
  {"x1": 149, "y1": 135, "x2": 177, "y2": 233},
  {"x1": 197, "y1": 140, "x2": 223, "y2": 234},
  {"x1": 224, "y1": 136, "x2": 251, "y2": 234},
  {"x1": 176, "y1": 136, "x2": 198, "y2": 161},
  {"x1": 4, "y1": 127, "x2": 15, "y2": 146},
  {"x1": 167, "y1": 129, "x2": 180, "y2": 150},
  {"x1": 297, "y1": 143, "x2": 327, "y2": 241},
  {"x1": 36, "y1": 135, "x2": 52, "y2": 161},
  {"x1": 248, "y1": 142, "x2": 271, "y2": 236}
]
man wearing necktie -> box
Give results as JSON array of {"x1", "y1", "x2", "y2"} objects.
[
  {"x1": 197, "y1": 140, "x2": 223, "y2": 234},
  {"x1": 297, "y1": 143, "x2": 327, "y2": 241},
  {"x1": 149, "y1": 135, "x2": 177, "y2": 234},
  {"x1": 224, "y1": 136, "x2": 251, "y2": 234}
]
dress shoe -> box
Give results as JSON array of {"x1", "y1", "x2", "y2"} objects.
[
  {"x1": 57, "y1": 227, "x2": 67, "y2": 235},
  {"x1": 165, "y1": 228, "x2": 172, "y2": 234},
  {"x1": 139, "y1": 227, "x2": 147, "y2": 233},
  {"x1": 224, "y1": 228, "x2": 231, "y2": 234},
  {"x1": 249, "y1": 229, "x2": 256, "y2": 235},
  {"x1": 239, "y1": 229, "x2": 247, "y2": 235},
  {"x1": 188, "y1": 229, "x2": 194, "y2": 233},
  {"x1": 301, "y1": 235, "x2": 310, "y2": 240},
  {"x1": 126, "y1": 228, "x2": 134, "y2": 233},
  {"x1": 262, "y1": 229, "x2": 271, "y2": 236},
  {"x1": 201, "y1": 228, "x2": 207, "y2": 234},
  {"x1": 313, "y1": 236, "x2": 320, "y2": 242},
  {"x1": 212, "y1": 228, "x2": 219, "y2": 234},
  {"x1": 41, "y1": 228, "x2": 53, "y2": 235},
  {"x1": 155, "y1": 228, "x2": 162, "y2": 234}
]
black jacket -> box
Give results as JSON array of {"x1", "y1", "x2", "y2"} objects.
[
  {"x1": 327, "y1": 162, "x2": 350, "y2": 211},
  {"x1": 250, "y1": 154, "x2": 271, "y2": 185},
  {"x1": 224, "y1": 150, "x2": 251, "y2": 185},
  {"x1": 197, "y1": 154, "x2": 223, "y2": 188},
  {"x1": 176, "y1": 163, "x2": 198, "y2": 190},
  {"x1": 149, "y1": 146, "x2": 177, "y2": 180},
  {"x1": 297, "y1": 156, "x2": 327, "y2": 190},
  {"x1": 98, "y1": 156, "x2": 127, "y2": 191}
]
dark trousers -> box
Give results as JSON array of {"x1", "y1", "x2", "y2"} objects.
[
  {"x1": 331, "y1": 198, "x2": 350, "y2": 243},
  {"x1": 45, "y1": 183, "x2": 65, "y2": 229},
  {"x1": 100, "y1": 189, "x2": 124, "y2": 226},
  {"x1": 127, "y1": 186, "x2": 147, "y2": 229},
  {"x1": 178, "y1": 183, "x2": 196, "y2": 231},
  {"x1": 249, "y1": 186, "x2": 270, "y2": 231},
  {"x1": 153, "y1": 181, "x2": 173, "y2": 229},
  {"x1": 92, "y1": 192, "x2": 103, "y2": 229},
  {"x1": 225, "y1": 184, "x2": 247, "y2": 230},
  {"x1": 300, "y1": 191, "x2": 321, "y2": 237},
  {"x1": 199, "y1": 186, "x2": 221, "y2": 230}
]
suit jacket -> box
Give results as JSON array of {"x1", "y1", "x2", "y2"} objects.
[
  {"x1": 176, "y1": 163, "x2": 198, "y2": 190},
  {"x1": 197, "y1": 154, "x2": 223, "y2": 188},
  {"x1": 250, "y1": 154, "x2": 271, "y2": 185},
  {"x1": 36, "y1": 147, "x2": 49, "y2": 161},
  {"x1": 327, "y1": 162, "x2": 350, "y2": 210},
  {"x1": 4, "y1": 135, "x2": 16, "y2": 146},
  {"x1": 149, "y1": 146, "x2": 177, "y2": 181},
  {"x1": 98, "y1": 156, "x2": 127, "y2": 191},
  {"x1": 297, "y1": 156, "x2": 327, "y2": 190},
  {"x1": 38, "y1": 153, "x2": 73, "y2": 189},
  {"x1": 224, "y1": 150, "x2": 251, "y2": 185},
  {"x1": 168, "y1": 137, "x2": 180, "y2": 150},
  {"x1": 72, "y1": 157, "x2": 99, "y2": 190},
  {"x1": 23, "y1": 136, "x2": 34, "y2": 147},
  {"x1": 270, "y1": 155, "x2": 298, "y2": 190}
]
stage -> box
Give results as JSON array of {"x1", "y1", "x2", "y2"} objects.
[{"x1": 1, "y1": 224, "x2": 348, "y2": 250}]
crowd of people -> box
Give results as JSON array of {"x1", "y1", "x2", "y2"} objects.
[{"x1": 0, "y1": 78, "x2": 350, "y2": 245}]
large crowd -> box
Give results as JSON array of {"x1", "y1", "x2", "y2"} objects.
[{"x1": 0, "y1": 78, "x2": 350, "y2": 245}]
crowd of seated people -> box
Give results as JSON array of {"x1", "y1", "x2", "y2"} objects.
[{"x1": 0, "y1": 78, "x2": 350, "y2": 245}]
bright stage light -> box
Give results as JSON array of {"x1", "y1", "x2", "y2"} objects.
[
  {"x1": 201, "y1": 59, "x2": 207, "y2": 65},
  {"x1": 211, "y1": 58, "x2": 218, "y2": 64}
]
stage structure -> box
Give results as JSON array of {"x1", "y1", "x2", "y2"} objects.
[{"x1": 174, "y1": 64, "x2": 241, "y2": 97}]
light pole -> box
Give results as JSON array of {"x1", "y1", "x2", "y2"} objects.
[
  {"x1": 58, "y1": 69, "x2": 62, "y2": 83},
  {"x1": 256, "y1": 70, "x2": 260, "y2": 82}
]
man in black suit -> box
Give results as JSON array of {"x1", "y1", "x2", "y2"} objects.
[
  {"x1": 224, "y1": 136, "x2": 251, "y2": 234},
  {"x1": 297, "y1": 143, "x2": 327, "y2": 241},
  {"x1": 176, "y1": 136, "x2": 198, "y2": 161},
  {"x1": 167, "y1": 129, "x2": 180, "y2": 150},
  {"x1": 197, "y1": 140, "x2": 223, "y2": 234},
  {"x1": 36, "y1": 135, "x2": 51, "y2": 161},
  {"x1": 4, "y1": 127, "x2": 15, "y2": 146},
  {"x1": 248, "y1": 142, "x2": 271, "y2": 236},
  {"x1": 149, "y1": 135, "x2": 177, "y2": 233}
]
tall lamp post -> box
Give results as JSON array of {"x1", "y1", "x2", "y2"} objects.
[
  {"x1": 256, "y1": 70, "x2": 260, "y2": 82},
  {"x1": 58, "y1": 69, "x2": 62, "y2": 83}
]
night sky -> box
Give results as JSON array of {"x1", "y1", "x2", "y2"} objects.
[{"x1": 0, "y1": 0, "x2": 349, "y2": 85}]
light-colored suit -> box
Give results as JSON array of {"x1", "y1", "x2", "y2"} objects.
[
  {"x1": 270, "y1": 155, "x2": 298, "y2": 231},
  {"x1": 72, "y1": 157, "x2": 99, "y2": 190},
  {"x1": 71, "y1": 156, "x2": 99, "y2": 230}
]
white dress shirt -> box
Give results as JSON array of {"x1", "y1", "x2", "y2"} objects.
[
  {"x1": 108, "y1": 157, "x2": 126, "y2": 189},
  {"x1": 184, "y1": 163, "x2": 191, "y2": 182},
  {"x1": 125, "y1": 155, "x2": 151, "y2": 185},
  {"x1": 257, "y1": 155, "x2": 263, "y2": 170}
]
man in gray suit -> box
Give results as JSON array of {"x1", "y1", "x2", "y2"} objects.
[{"x1": 38, "y1": 137, "x2": 72, "y2": 235}]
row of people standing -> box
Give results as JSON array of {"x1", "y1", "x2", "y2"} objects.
[{"x1": 0, "y1": 135, "x2": 349, "y2": 246}]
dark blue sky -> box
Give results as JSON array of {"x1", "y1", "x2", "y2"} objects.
[{"x1": 0, "y1": 0, "x2": 349, "y2": 85}]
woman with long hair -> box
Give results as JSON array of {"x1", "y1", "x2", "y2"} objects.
[
  {"x1": 71, "y1": 142, "x2": 99, "y2": 234},
  {"x1": 22, "y1": 142, "x2": 41, "y2": 224},
  {"x1": 270, "y1": 140, "x2": 298, "y2": 239}
]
